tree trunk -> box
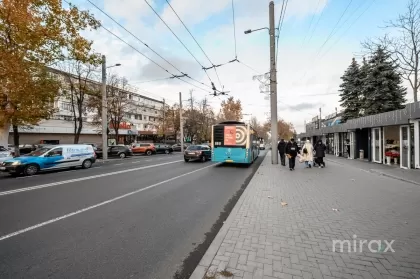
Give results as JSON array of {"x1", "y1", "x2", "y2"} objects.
[
  {"x1": 74, "y1": 117, "x2": 83, "y2": 144},
  {"x1": 12, "y1": 125, "x2": 20, "y2": 157},
  {"x1": 0, "y1": 122, "x2": 10, "y2": 148},
  {"x1": 115, "y1": 128, "x2": 119, "y2": 144}
]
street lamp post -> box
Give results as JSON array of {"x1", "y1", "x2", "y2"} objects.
[
  {"x1": 101, "y1": 55, "x2": 121, "y2": 161},
  {"x1": 244, "y1": 1, "x2": 278, "y2": 164}
]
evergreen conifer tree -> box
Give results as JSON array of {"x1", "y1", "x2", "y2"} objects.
[
  {"x1": 363, "y1": 46, "x2": 407, "y2": 116},
  {"x1": 358, "y1": 57, "x2": 370, "y2": 117},
  {"x1": 339, "y1": 58, "x2": 363, "y2": 122}
]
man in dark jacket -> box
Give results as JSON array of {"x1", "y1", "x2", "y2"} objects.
[
  {"x1": 285, "y1": 138, "x2": 299, "y2": 171},
  {"x1": 314, "y1": 139, "x2": 326, "y2": 168},
  {"x1": 277, "y1": 139, "x2": 286, "y2": 166}
]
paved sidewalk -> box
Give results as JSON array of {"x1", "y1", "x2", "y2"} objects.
[
  {"x1": 325, "y1": 155, "x2": 420, "y2": 185},
  {"x1": 190, "y1": 153, "x2": 420, "y2": 279}
]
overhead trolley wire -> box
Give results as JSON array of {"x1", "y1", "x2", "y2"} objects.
[
  {"x1": 98, "y1": 24, "x2": 211, "y2": 93},
  {"x1": 231, "y1": 0, "x2": 238, "y2": 58},
  {"x1": 320, "y1": 0, "x2": 376, "y2": 59},
  {"x1": 164, "y1": 0, "x2": 224, "y2": 90},
  {"x1": 83, "y1": 0, "x2": 213, "y2": 93},
  {"x1": 302, "y1": 0, "x2": 321, "y2": 46},
  {"x1": 276, "y1": 0, "x2": 288, "y2": 63},
  {"x1": 144, "y1": 0, "x2": 216, "y2": 89}
]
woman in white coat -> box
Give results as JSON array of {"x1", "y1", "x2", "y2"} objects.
[{"x1": 301, "y1": 140, "x2": 314, "y2": 168}]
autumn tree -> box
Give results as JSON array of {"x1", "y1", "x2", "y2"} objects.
[
  {"x1": 7, "y1": 67, "x2": 60, "y2": 155},
  {"x1": 264, "y1": 119, "x2": 294, "y2": 141},
  {"x1": 277, "y1": 119, "x2": 295, "y2": 140},
  {"x1": 59, "y1": 60, "x2": 99, "y2": 143},
  {"x1": 218, "y1": 97, "x2": 242, "y2": 121},
  {"x1": 158, "y1": 104, "x2": 180, "y2": 140},
  {"x1": 0, "y1": 0, "x2": 100, "y2": 147},
  {"x1": 106, "y1": 75, "x2": 134, "y2": 143}
]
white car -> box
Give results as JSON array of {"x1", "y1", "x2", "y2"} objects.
[{"x1": 0, "y1": 146, "x2": 13, "y2": 163}]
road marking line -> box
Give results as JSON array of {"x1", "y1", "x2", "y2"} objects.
[
  {"x1": 0, "y1": 160, "x2": 183, "y2": 196},
  {"x1": 0, "y1": 163, "x2": 218, "y2": 242},
  {"x1": 114, "y1": 163, "x2": 123, "y2": 166},
  {"x1": 16, "y1": 175, "x2": 39, "y2": 179}
]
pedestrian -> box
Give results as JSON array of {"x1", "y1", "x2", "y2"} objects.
[
  {"x1": 277, "y1": 139, "x2": 286, "y2": 166},
  {"x1": 301, "y1": 140, "x2": 314, "y2": 168},
  {"x1": 314, "y1": 139, "x2": 326, "y2": 168},
  {"x1": 285, "y1": 138, "x2": 299, "y2": 171}
]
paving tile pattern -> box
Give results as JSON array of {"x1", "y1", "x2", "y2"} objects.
[{"x1": 190, "y1": 153, "x2": 420, "y2": 279}]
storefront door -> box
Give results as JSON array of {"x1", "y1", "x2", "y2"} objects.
[
  {"x1": 414, "y1": 120, "x2": 420, "y2": 169},
  {"x1": 349, "y1": 131, "x2": 355, "y2": 159},
  {"x1": 334, "y1": 133, "x2": 339, "y2": 156},
  {"x1": 372, "y1": 128, "x2": 382, "y2": 163},
  {"x1": 400, "y1": 125, "x2": 411, "y2": 169}
]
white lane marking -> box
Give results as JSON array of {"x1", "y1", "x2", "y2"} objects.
[
  {"x1": 114, "y1": 163, "x2": 123, "y2": 166},
  {"x1": 0, "y1": 160, "x2": 183, "y2": 196},
  {"x1": 0, "y1": 163, "x2": 218, "y2": 242},
  {"x1": 132, "y1": 161, "x2": 142, "y2": 164},
  {"x1": 145, "y1": 159, "x2": 152, "y2": 162},
  {"x1": 16, "y1": 175, "x2": 39, "y2": 179}
]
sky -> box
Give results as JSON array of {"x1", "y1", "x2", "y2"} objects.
[{"x1": 66, "y1": 0, "x2": 413, "y2": 133}]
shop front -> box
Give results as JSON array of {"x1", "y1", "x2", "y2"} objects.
[
  {"x1": 383, "y1": 125, "x2": 400, "y2": 165},
  {"x1": 413, "y1": 119, "x2": 420, "y2": 169}
]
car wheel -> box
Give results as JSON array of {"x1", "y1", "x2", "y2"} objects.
[
  {"x1": 119, "y1": 153, "x2": 126, "y2": 159},
  {"x1": 24, "y1": 164, "x2": 39, "y2": 176},
  {"x1": 82, "y1": 159, "x2": 92, "y2": 169},
  {"x1": 184, "y1": 158, "x2": 189, "y2": 162},
  {"x1": 164, "y1": 149, "x2": 170, "y2": 154},
  {"x1": 146, "y1": 150, "x2": 152, "y2": 156}
]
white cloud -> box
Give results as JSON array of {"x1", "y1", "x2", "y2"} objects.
[{"x1": 82, "y1": 0, "x2": 383, "y2": 133}]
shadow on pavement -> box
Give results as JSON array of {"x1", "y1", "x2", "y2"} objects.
[{"x1": 173, "y1": 154, "x2": 266, "y2": 279}]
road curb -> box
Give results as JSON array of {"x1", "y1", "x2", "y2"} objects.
[
  {"x1": 189, "y1": 153, "x2": 268, "y2": 279},
  {"x1": 326, "y1": 158, "x2": 420, "y2": 186},
  {"x1": 369, "y1": 169, "x2": 420, "y2": 186}
]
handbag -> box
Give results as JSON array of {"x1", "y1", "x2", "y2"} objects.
[{"x1": 303, "y1": 147, "x2": 308, "y2": 154}]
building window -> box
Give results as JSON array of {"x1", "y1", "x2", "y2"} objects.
[
  {"x1": 60, "y1": 102, "x2": 73, "y2": 112},
  {"x1": 135, "y1": 114, "x2": 142, "y2": 120},
  {"x1": 144, "y1": 115, "x2": 148, "y2": 121}
]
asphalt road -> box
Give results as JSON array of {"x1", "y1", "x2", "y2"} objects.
[{"x1": 0, "y1": 151, "x2": 266, "y2": 279}]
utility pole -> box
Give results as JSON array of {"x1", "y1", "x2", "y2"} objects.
[
  {"x1": 269, "y1": 1, "x2": 278, "y2": 164},
  {"x1": 188, "y1": 89, "x2": 194, "y2": 144},
  {"x1": 179, "y1": 92, "x2": 184, "y2": 153},
  {"x1": 162, "y1": 98, "x2": 166, "y2": 143},
  {"x1": 319, "y1": 107, "x2": 322, "y2": 130},
  {"x1": 101, "y1": 55, "x2": 108, "y2": 160}
]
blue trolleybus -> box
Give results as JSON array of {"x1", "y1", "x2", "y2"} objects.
[{"x1": 211, "y1": 121, "x2": 259, "y2": 164}]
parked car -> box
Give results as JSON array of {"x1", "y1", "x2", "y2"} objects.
[
  {"x1": 154, "y1": 143, "x2": 173, "y2": 154},
  {"x1": 0, "y1": 146, "x2": 14, "y2": 164},
  {"x1": 184, "y1": 145, "x2": 211, "y2": 162},
  {"x1": 172, "y1": 143, "x2": 190, "y2": 152},
  {"x1": 96, "y1": 145, "x2": 133, "y2": 159},
  {"x1": 82, "y1": 143, "x2": 100, "y2": 151},
  {"x1": 0, "y1": 144, "x2": 96, "y2": 176},
  {"x1": 131, "y1": 143, "x2": 156, "y2": 156}
]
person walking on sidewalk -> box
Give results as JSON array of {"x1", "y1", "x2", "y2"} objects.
[
  {"x1": 314, "y1": 139, "x2": 326, "y2": 168},
  {"x1": 301, "y1": 140, "x2": 314, "y2": 168},
  {"x1": 277, "y1": 138, "x2": 286, "y2": 166},
  {"x1": 285, "y1": 138, "x2": 299, "y2": 171}
]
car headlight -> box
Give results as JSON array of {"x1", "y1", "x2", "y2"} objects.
[{"x1": 11, "y1": 161, "x2": 21, "y2": 166}]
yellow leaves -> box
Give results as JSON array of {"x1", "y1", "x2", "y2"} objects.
[
  {"x1": 0, "y1": 0, "x2": 100, "y2": 128},
  {"x1": 219, "y1": 97, "x2": 243, "y2": 121}
]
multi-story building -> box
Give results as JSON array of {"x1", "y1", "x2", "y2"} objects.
[{"x1": 8, "y1": 68, "x2": 165, "y2": 145}]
